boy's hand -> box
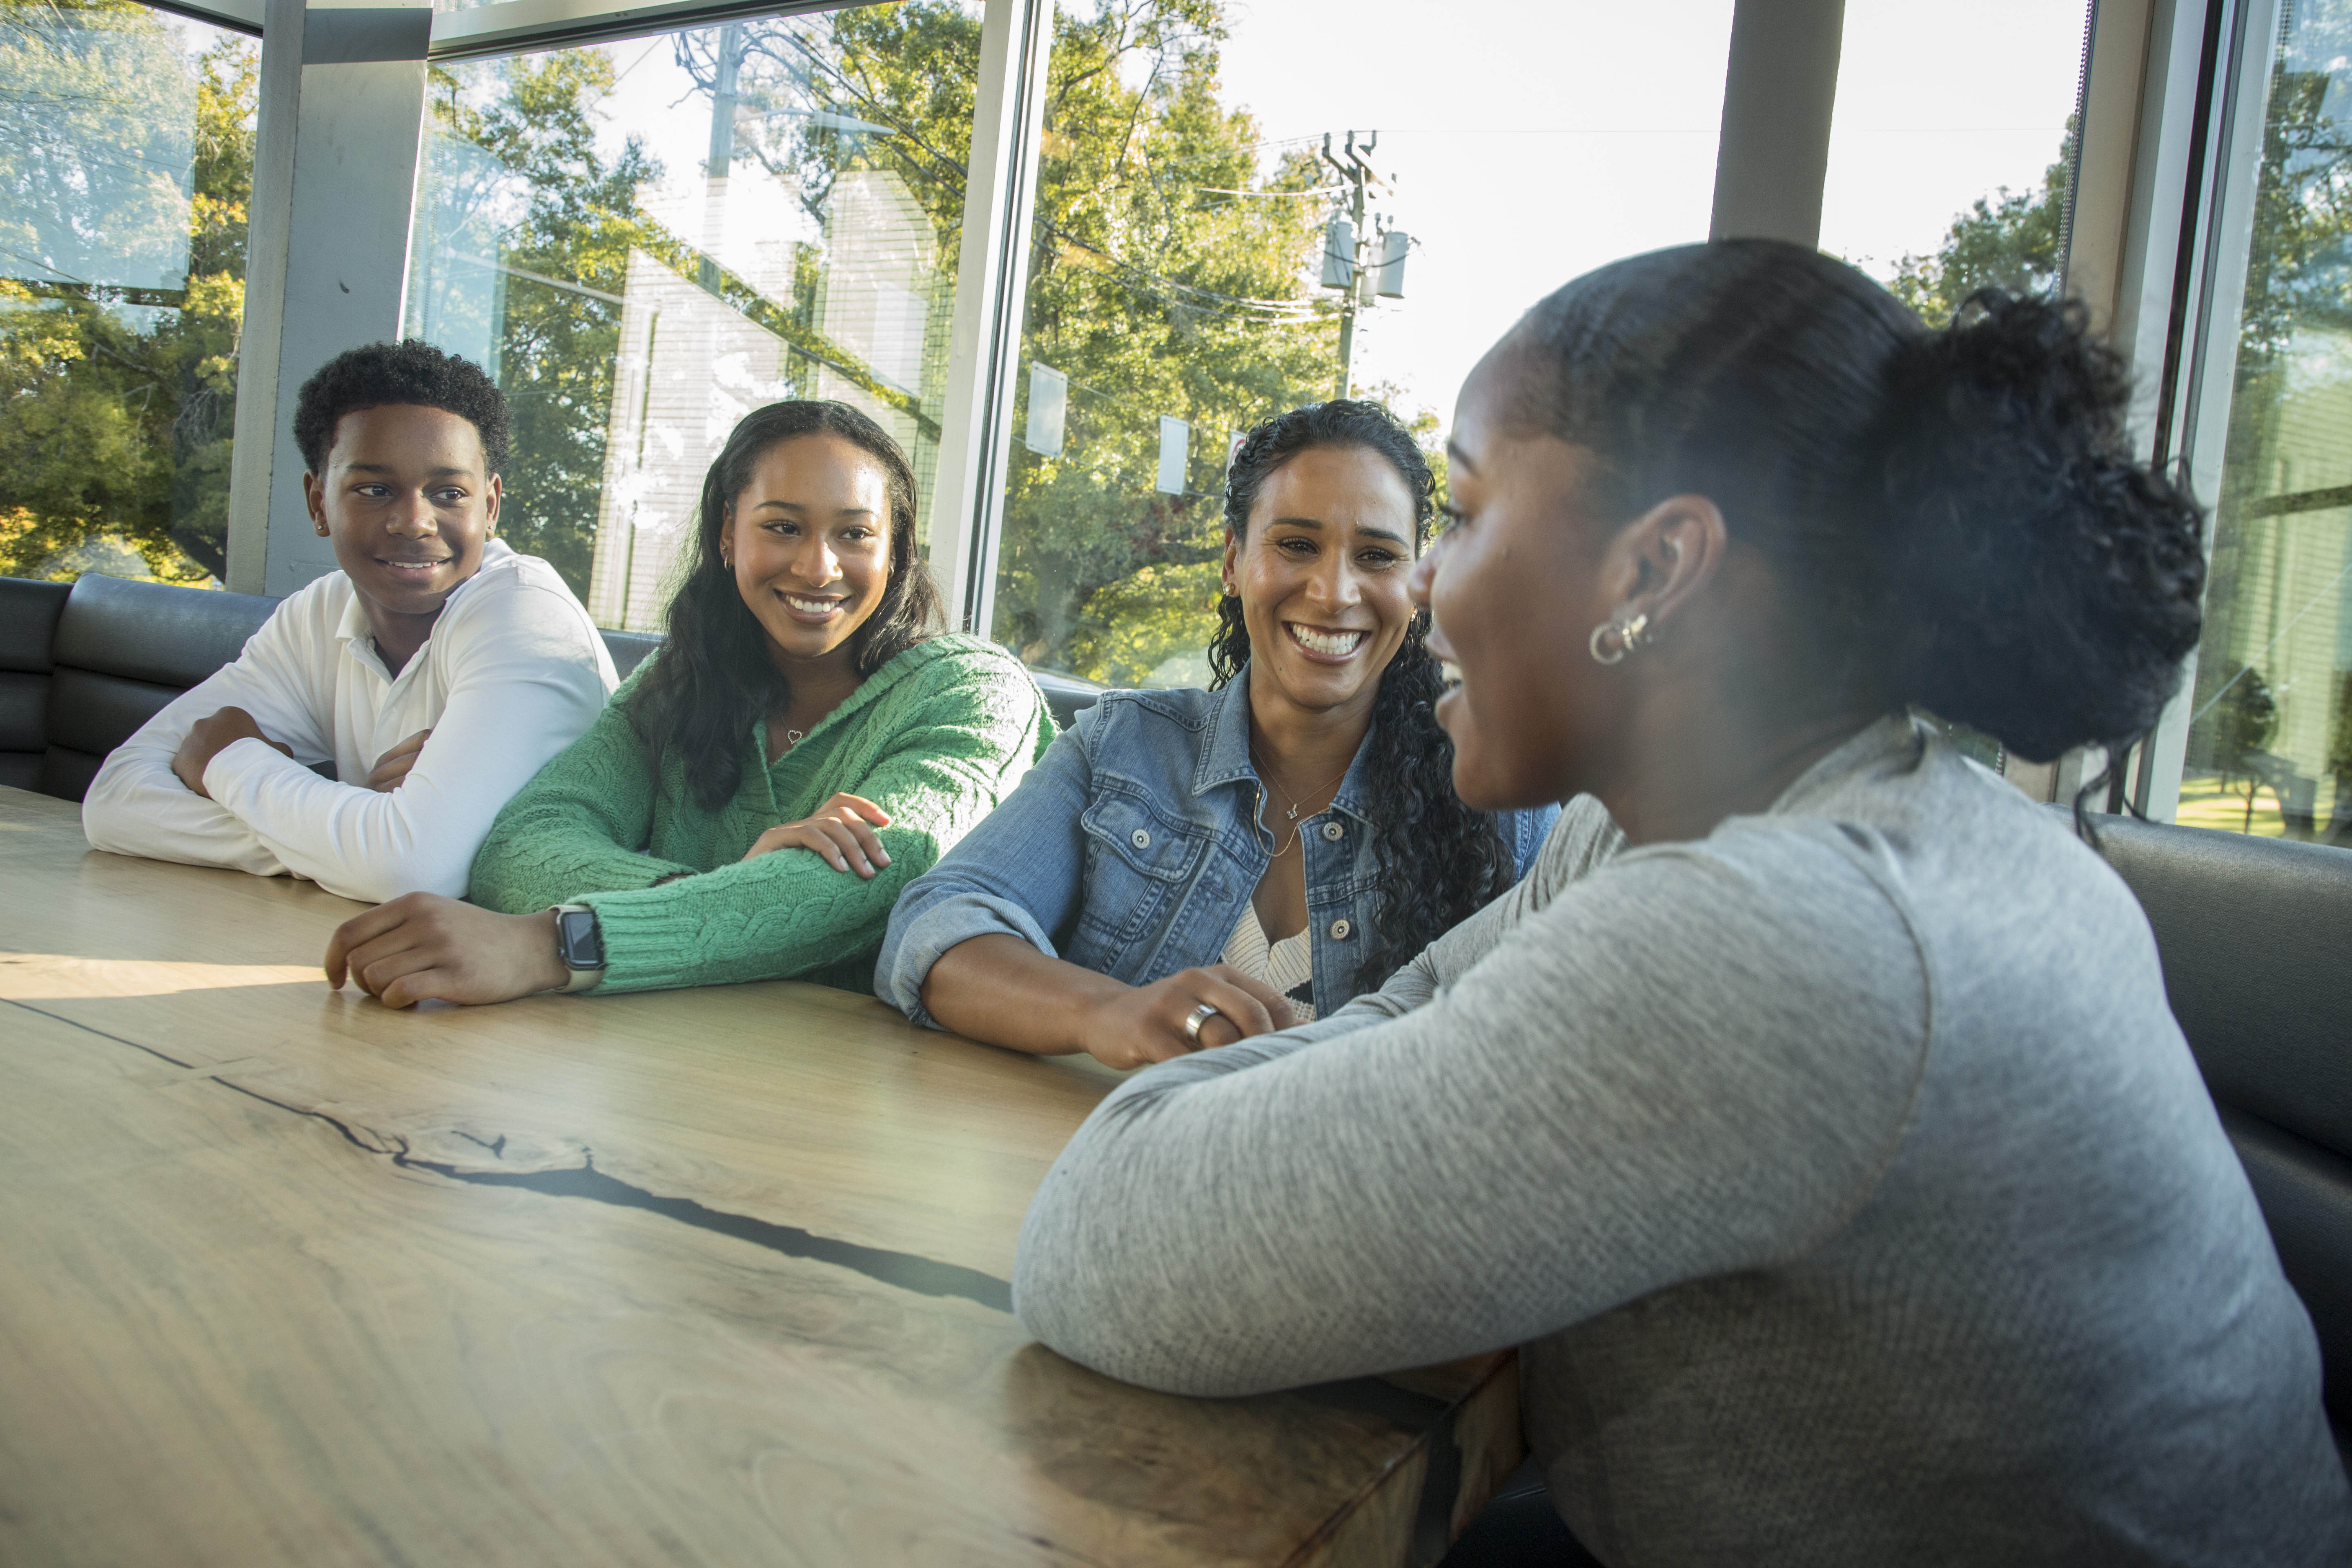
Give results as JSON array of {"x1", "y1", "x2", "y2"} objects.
[
  {"x1": 172, "y1": 707, "x2": 293, "y2": 799},
  {"x1": 363, "y1": 729, "x2": 433, "y2": 792}
]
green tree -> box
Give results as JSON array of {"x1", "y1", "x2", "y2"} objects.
[
  {"x1": 0, "y1": 0, "x2": 253, "y2": 582},
  {"x1": 2202, "y1": 659, "x2": 2280, "y2": 829},
  {"x1": 1886, "y1": 120, "x2": 2075, "y2": 328},
  {"x1": 708, "y1": 0, "x2": 1343, "y2": 680},
  {"x1": 2184, "y1": 8, "x2": 2352, "y2": 788},
  {"x1": 1000, "y1": 0, "x2": 1340, "y2": 679},
  {"x1": 2325, "y1": 671, "x2": 2352, "y2": 842}
]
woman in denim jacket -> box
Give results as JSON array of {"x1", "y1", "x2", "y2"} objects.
[{"x1": 878, "y1": 401, "x2": 1559, "y2": 1069}]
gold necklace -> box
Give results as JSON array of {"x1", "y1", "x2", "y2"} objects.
[{"x1": 1250, "y1": 744, "x2": 1350, "y2": 858}]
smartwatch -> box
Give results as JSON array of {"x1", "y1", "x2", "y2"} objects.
[{"x1": 551, "y1": 904, "x2": 605, "y2": 992}]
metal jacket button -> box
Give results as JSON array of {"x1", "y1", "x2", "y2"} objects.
[
  {"x1": 1321, "y1": 820, "x2": 1344, "y2": 841},
  {"x1": 1329, "y1": 918, "x2": 1352, "y2": 940},
  {"x1": 1130, "y1": 827, "x2": 1152, "y2": 850}
]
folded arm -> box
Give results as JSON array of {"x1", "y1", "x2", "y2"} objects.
[
  {"x1": 1011, "y1": 823, "x2": 1924, "y2": 1398},
  {"x1": 205, "y1": 588, "x2": 612, "y2": 904},
  {"x1": 81, "y1": 613, "x2": 329, "y2": 877}
]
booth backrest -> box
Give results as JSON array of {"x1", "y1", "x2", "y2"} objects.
[
  {"x1": 1031, "y1": 668, "x2": 1102, "y2": 729},
  {"x1": 0, "y1": 576, "x2": 68, "y2": 793},
  {"x1": 2, "y1": 574, "x2": 1097, "y2": 797},
  {"x1": 2085, "y1": 811, "x2": 2352, "y2": 1429},
  {"x1": 2, "y1": 573, "x2": 280, "y2": 800},
  {"x1": 601, "y1": 628, "x2": 662, "y2": 682},
  {"x1": 2, "y1": 573, "x2": 670, "y2": 801}
]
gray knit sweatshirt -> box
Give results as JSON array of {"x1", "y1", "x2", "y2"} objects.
[{"x1": 1013, "y1": 718, "x2": 2352, "y2": 1566}]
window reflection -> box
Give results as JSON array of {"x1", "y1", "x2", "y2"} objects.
[
  {"x1": 405, "y1": 4, "x2": 976, "y2": 624},
  {"x1": 0, "y1": 0, "x2": 256, "y2": 587},
  {"x1": 991, "y1": 0, "x2": 1734, "y2": 689},
  {"x1": 2186, "y1": 0, "x2": 2352, "y2": 842}
]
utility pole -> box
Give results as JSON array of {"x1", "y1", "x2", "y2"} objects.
[
  {"x1": 1319, "y1": 130, "x2": 1373, "y2": 399},
  {"x1": 701, "y1": 24, "x2": 745, "y2": 296},
  {"x1": 1316, "y1": 131, "x2": 1407, "y2": 400}
]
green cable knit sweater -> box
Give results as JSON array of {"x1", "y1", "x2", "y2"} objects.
[{"x1": 468, "y1": 633, "x2": 1056, "y2": 994}]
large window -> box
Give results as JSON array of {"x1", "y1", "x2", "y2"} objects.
[
  {"x1": 1820, "y1": 0, "x2": 2091, "y2": 325},
  {"x1": 985, "y1": 0, "x2": 1736, "y2": 688},
  {"x1": 406, "y1": 3, "x2": 978, "y2": 625},
  {"x1": 2179, "y1": 0, "x2": 2352, "y2": 842},
  {"x1": 0, "y1": 0, "x2": 257, "y2": 587}
]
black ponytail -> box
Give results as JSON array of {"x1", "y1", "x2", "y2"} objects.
[
  {"x1": 1210, "y1": 400, "x2": 1517, "y2": 994},
  {"x1": 1510, "y1": 240, "x2": 2205, "y2": 765},
  {"x1": 1863, "y1": 291, "x2": 2205, "y2": 762}
]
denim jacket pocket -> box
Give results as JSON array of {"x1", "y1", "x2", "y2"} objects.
[{"x1": 1076, "y1": 788, "x2": 1205, "y2": 948}]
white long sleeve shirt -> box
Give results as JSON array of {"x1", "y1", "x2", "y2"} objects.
[{"x1": 82, "y1": 540, "x2": 617, "y2": 904}]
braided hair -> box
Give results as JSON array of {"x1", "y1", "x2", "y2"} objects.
[{"x1": 1207, "y1": 400, "x2": 1519, "y2": 993}]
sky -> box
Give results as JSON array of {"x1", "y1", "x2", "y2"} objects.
[{"x1": 1214, "y1": 0, "x2": 2091, "y2": 425}]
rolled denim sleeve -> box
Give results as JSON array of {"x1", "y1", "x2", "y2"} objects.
[{"x1": 877, "y1": 714, "x2": 1099, "y2": 1027}]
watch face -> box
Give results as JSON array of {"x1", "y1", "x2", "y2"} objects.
[{"x1": 557, "y1": 908, "x2": 603, "y2": 969}]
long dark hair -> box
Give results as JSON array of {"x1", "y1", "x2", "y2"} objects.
[
  {"x1": 627, "y1": 400, "x2": 946, "y2": 811},
  {"x1": 1509, "y1": 242, "x2": 2206, "y2": 777},
  {"x1": 1208, "y1": 400, "x2": 1518, "y2": 993}
]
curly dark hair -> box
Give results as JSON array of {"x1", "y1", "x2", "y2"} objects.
[
  {"x1": 1508, "y1": 241, "x2": 2205, "y2": 780},
  {"x1": 626, "y1": 400, "x2": 946, "y2": 812},
  {"x1": 1208, "y1": 400, "x2": 1518, "y2": 994},
  {"x1": 292, "y1": 339, "x2": 511, "y2": 474}
]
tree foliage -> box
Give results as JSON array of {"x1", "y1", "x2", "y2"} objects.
[
  {"x1": 2186, "y1": 8, "x2": 2352, "y2": 800},
  {"x1": 0, "y1": 0, "x2": 252, "y2": 582},
  {"x1": 1885, "y1": 121, "x2": 2074, "y2": 329},
  {"x1": 422, "y1": 52, "x2": 659, "y2": 593},
  {"x1": 686, "y1": 0, "x2": 1348, "y2": 681}
]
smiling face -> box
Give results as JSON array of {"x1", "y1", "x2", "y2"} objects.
[
  {"x1": 1415, "y1": 345, "x2": 1624, "y2": 811},
  {"x1": 304, "y1": 403, "x2": 499, "y2": 622},
  {"x1": 720, "y1": 431, "x2": 893, "y2": 673},
  {"x1": 1223, "y1": 444, "x2": 1420, "y2": 721}
]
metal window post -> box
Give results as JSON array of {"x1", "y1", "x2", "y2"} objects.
[
  {"x1": 2128, "y1": 0, "x2": 2279, "y2": 822},
  {"x1": 1708, "y1": 0, "x2": 1846, "y2": 246},
  {"x1": 224, "y1": 0, "x2": 433, "y2": 596},
  {"x1": 2049, "y1": 0, "x2": 2278, "y2": 820},
  {"x1": 927, "y1": 0, "x2": 1054, "y2": 639}
]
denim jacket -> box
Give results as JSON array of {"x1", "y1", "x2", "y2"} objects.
[{"x1": 876, "y1": 675, "x2": 1557, "y2": 1026}]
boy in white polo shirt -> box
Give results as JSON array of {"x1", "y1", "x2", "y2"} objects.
[{"x1": 82, "y1": 341, "x2": 617, "y2": 904}]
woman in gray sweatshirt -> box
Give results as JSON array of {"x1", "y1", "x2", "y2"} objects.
[{"x1": 1011, "y1": 241, "x2": 2352, "y2": 1565}]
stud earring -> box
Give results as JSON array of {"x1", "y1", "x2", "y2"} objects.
[{"x1": 1587, "y1": 611, "x2": 1650, "y2": 666}]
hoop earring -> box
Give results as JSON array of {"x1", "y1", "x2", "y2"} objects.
[{"x1": 1588, "y1": 611, "x2": 1649, "y2": 666}]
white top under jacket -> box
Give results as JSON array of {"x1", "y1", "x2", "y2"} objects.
[{"x1": 81, "y1": 540, "x2": 617, "y2": 904}]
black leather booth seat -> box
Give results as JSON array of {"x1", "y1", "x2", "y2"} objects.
[
  {"x1": 2084, "y1": 812, "x2": 2352, "y2": 1435},
  {"x1": 0, "y1": 572, "x2": 280, "y2": 800},
  {"x1": 1, "y1": 574, "x2": 1096, "y2": 804}
]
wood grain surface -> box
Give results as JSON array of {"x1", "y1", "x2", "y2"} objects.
[{"x1": 0, "y1": 786, "x2": 1523, "y2": 1566}]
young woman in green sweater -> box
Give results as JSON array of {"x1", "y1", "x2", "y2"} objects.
[{"x1": 321, "y1": 400, "x2": 1055, "y2": 1004}]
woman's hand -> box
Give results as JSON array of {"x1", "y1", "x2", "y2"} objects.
[
  {"x1": 742, "y1": 792, "x2": 893, "y2": 877},
  {"x1": 1071, "y1": 964, "x2": 1298, "y2": 1071},
  {"x1": 362, "y1": 728, "x2": 432, "y2": 792},
  {"x1": 172, "y1": 707, "x2": 293, "y2": 797},
  {"x1": 323, "y1": 894, "x2": 568, "y2": 1008}
]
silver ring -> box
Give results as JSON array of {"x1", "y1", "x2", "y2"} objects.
[{"x1": 1182, "y1": 1002, "x2": 1221, "y2": 1045}]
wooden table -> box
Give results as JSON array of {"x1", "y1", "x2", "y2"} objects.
[{"x1": 0, "y1": 786, "x2": 1520, "y2": 1566}]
